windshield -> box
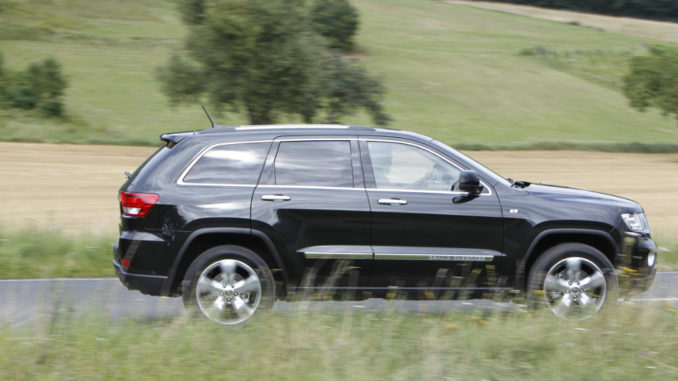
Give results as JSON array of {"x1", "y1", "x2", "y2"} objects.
[{"x1": 429, "y1": 139, "x2": 511, "y2": 186}]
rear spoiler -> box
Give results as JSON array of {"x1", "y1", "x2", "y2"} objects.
[{"x1": 160, "y1": 131, "x2": 196, "y2": 148}]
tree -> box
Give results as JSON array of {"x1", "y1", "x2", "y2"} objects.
[
  {"x1": 177, "y1": 0, "x2": 206, "y2": 25},
  {"x1": 158, "y1": 0, "x2": 389, "y2": 126},
  {"x1": 623, "y1": 45, "x2": 678, "y2": 122},
  {"x1": 317, "y1": 55, "x2": 389, "y2": 125},
  {"x1": 310, "y1": 0, "x2": 359, "y2": 51}
]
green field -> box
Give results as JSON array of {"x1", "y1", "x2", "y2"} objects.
[
  {"x1": 2, "y1": 304, "x2": 678, "y2": 380},
  {"x1": 0, "y1": 0, "x2": 677, "y2": 148}
]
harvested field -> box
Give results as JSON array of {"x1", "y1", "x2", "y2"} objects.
[
  {"x1": 1, "y1": 143, "x2": 676, "y2": 240},
  {"x1": 446, "y1": 0, "x2": 678, "y2": 44}
]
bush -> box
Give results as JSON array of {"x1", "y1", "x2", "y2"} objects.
[
  {"x1": 310, "y1": 0, "x2": 359, "y2": 51},
  {"x1": 0, "y1": 55, "x2": 67, "y2": 116}
]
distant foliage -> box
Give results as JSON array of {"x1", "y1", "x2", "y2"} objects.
[
  {"x1": 310, "y1": 0, "x2": 359, "y2": 51},
  {"x1": 623, "y1": 45, "x2": 678, "y2": 122},
  {"x1": 0, "y1": 54, "x2": 68, "y2": 116},
  {"x1": 485, "y1": 0, "x2": 678, "y2": 20},
  {"x1": 159, "y1": 0, "x2": 389, "y2": 126},
  {"x1": 177, "y1": 0, "x2": 205, "y2": 25},
  {"x1": 318, "y1": 55, "x2": 389, "y2": 125}
]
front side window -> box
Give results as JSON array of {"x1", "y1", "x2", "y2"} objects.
[
  {"x1": 274, "y1": 141, "x2": 353, "y2": 187},
  {"x1": 183, "y1": 142, "x2": 270, "y2": 184},
  {"x1": 367, "y1": 141, "x2": 460, "y2": 191}
]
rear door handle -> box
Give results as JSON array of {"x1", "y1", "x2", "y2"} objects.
[
  {"x1": 378, "y1": 198, "x2": 407, "y2": 205},
  {"x1": 261, "y1": 194, "x2": 291, "y2": 202}
]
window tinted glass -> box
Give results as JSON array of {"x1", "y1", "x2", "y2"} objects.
[
  {"x1": 183, "y1": 142, "x2": 270, "y2": 184},
  {"x1": 367, "y1": 141, "x2": 460, "y2": 191},
  {"x1": 275, "y1": 141, "x2": 353, "y2": 187}
]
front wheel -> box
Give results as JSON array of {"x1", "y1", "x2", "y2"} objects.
[
  {"x1": 182, "y1": 245, "x2": 275, "y2": 325},
  {"x1": 527, "y1": 243, "x2": 618, "y2": 320}
]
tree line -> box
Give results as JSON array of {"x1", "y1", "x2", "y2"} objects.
[{"x1": 485, "y1": 0, "x2": 678, "y2": 20}]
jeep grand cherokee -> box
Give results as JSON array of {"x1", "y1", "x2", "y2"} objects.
[{"x1": 114, "y1": 124, "x2": 657, "y2": 324}]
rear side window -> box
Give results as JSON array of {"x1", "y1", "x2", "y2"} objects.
[
  {"x1": 274, "y1": 141, "x2": 353, "y2": 187},
  {"x1": 183, "y1": 142, "x2": 270, "y2": 184}
]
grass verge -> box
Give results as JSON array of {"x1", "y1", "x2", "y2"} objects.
[
  {"x1": 1, "y1": 303, "x2": 677, "y2": 380},
  {"x1": 0, "y1": 228, "x2": 114, "y2": 279}
]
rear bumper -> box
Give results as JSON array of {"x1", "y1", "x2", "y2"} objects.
[
  {"x1": 113, "y1": 238, "x2": 168, "y2": 296},
  {"x1": 113, "y1": 259, "x2": 167, "y2": 296}
]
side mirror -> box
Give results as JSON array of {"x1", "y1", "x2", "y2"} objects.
[{"x1": 457, "y1": 170, "x2": 483, "y2": 195}]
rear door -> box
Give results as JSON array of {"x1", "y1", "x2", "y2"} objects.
[
  {"x1": 361, "y1": 138, "x2": 505, "y2": 294},
  {"x1": 251, "y1": 137, "x2": 372, "y2": 290}
]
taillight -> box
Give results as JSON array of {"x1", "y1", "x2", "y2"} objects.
[{"x1": 119, "y1": 192, "x2": 159, "y2": 217}]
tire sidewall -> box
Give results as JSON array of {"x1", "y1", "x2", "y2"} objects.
[
  {"x1": 182, "y1": 245, "x2": 276, "y2": 322},
  {"x1": 527, "y1": 243, "x2": 618, "y2": 315}
]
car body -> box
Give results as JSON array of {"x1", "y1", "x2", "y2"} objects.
[{"x1": 114, "y1": 124, "x2": 657, "y2": 323}]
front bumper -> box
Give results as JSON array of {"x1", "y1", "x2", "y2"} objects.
[{"x1": 617, "y1": 234, "x2": 658, "y2": 297}]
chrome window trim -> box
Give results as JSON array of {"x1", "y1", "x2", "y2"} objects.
[
  {"x1": 257, "y1": 184, "x2": 363, "y2": 191},
  {"x1": 177, "y1": 136, "x2": 494, "y2": 196},
  {"x1": 367, "y1": 187, "x2": 479, "y2": 196},
  {"x1": 177, "y1": 139, "x2": 273, "y2": 186},
  {"x1": 363, "y1": 138, "x2": 492, "y2": 196}
]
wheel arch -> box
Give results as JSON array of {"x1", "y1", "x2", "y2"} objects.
[
  {"x1": 516, "y1": 229, "x2": 618, "y2": 291},
  {"x1": 163, "y1": 228, "x2": 288, "y2": 297}
]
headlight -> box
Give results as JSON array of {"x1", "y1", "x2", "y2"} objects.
[{"x1": 621, "y1": 212, "x2": 650, "y2": 234}]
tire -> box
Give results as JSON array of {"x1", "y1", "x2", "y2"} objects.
[
  {"x1": 527, "y1": 243, "x2": 618, "y2": 320},
  {"x1": 182, "y1": 245, "x2": 275, "y2": 325}
]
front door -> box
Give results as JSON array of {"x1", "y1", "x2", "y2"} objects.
[{"x1": 361, "y1": 139, "x2": 504, "y2": 296}]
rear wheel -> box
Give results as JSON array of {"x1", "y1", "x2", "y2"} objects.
[
  {"x1": 182, "y1": 245, "x2": 275, "y2": 325},
  {"x1": 527, "y1": 243, "x2": 618, "y2": 320}
]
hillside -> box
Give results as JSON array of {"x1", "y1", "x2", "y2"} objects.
[{"x1": 0, "y1": 0, "x2": 677, "y2": 148}]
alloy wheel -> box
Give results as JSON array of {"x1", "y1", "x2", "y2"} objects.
[{"x1": 196, "y1": 259, "x2": 262, "y2": 325}]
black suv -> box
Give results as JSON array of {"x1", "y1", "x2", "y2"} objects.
[{"x1": 114, "y1": 124, "x2": 657, "y2": 324}]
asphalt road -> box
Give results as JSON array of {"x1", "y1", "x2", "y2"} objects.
[{"x1": 1, "y1": 273, "x2": 675, "y2": 326}]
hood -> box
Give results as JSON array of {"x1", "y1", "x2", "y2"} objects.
[{"x1": 526, "y1": 184, "x2": 642, "y2": 212}]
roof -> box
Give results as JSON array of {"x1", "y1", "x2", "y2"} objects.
[{"x1": 161, "y1": 123, "x2": 434, "y2": 146}]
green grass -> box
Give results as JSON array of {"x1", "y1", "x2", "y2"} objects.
[
  {"x1": 0, "y1": 0, "x2": 677, "y2": 148},
  {"x1": 2, "y1": 304, "x2": 678, "y2": 380},
  {"x1": 0, "y1": 227, "x2": 114, "y2": 279}
]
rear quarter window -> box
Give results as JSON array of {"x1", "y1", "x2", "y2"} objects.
[{"x1": 182, "y1": 142, "x2": 271, "y2": 185}]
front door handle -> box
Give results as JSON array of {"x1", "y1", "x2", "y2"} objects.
[
  {"x1": 261, "y1": 194, "x2": 291, "y2": 202},
  {"x1": 378, "y1": 198, "x2": 407, "y2": 205}
]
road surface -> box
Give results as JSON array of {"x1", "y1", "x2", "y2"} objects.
[{"x1": 1, "y1": 273, "x2": 675, "y2": 325}]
